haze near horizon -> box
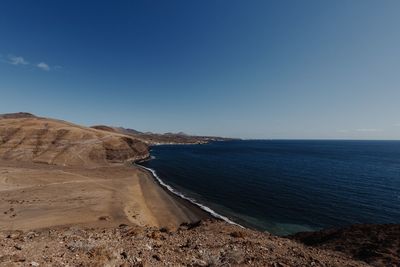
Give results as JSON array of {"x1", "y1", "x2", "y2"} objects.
[{"x1": 1, "y1": 0, "x2": 399, "y2": 139}]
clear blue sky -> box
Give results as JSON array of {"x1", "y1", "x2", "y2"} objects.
[{"x1": 1, "y1": 0, "x2": 400, "y2": 139}]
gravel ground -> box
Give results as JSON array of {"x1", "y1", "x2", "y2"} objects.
[{"x1": 0, "y1": 220, "x2": 369, "y2": 267}]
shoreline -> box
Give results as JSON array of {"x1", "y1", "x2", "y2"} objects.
[
  {"x1": 134, "y1": 160, "x2": 244, "y2": 228},
  {"x1": 133, "y1": 163, "x2": 211, "y2": 228}
]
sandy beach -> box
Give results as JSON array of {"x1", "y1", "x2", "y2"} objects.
[
  {"x1": 0, "y1": 160, "x2": 208, "y2": 231},
  {"x1": 0, "y1": 114, "x2": 209, "y2": 231}
]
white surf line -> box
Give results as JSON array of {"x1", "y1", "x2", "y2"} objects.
[{"x1": 134, "y1": 162, "x2": 244, "y2": 228}]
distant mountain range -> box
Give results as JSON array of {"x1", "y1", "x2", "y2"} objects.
[{"x1": 91, "y1": 125, "x2": 235, "y2": 145}]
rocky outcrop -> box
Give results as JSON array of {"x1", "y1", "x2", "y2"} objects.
[
  {"x1": 0, "y1": 112, "x2": 36, "y2": 119},
  {"x1": 290, "y1": 224, "x2": 400, "y2": 266}
]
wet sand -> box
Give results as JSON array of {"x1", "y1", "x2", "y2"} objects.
[{"x1": 136, "y1": 166, "x2": 210, "y2": 223}]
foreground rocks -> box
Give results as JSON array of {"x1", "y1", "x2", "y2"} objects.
[
  {"x1": 290, "y1": 224, "x2": 400, "y2": 267},
  {"x1": 0, "y1": 220, "x2": 369, "y2": 267}
]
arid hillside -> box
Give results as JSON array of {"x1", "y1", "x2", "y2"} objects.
[{"x1": 0, "y1": 113, "x2": 149, "y2": 168}]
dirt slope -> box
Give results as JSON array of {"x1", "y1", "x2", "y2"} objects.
[{"x1": 0, "y1": 113, "x2": 149, "y2": 168}]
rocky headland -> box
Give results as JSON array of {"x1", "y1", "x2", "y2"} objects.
[{"x1": 0, "y1": 113, "x2": 398, "y2": 266}]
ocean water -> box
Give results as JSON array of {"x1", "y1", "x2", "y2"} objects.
[{"x1": 140, "y1": 140, "x2": 400, "y2": 235}]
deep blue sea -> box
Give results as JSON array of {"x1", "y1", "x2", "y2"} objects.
[{"x1": 140, "y1": 140, "x2": 400, "y2": 235}]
